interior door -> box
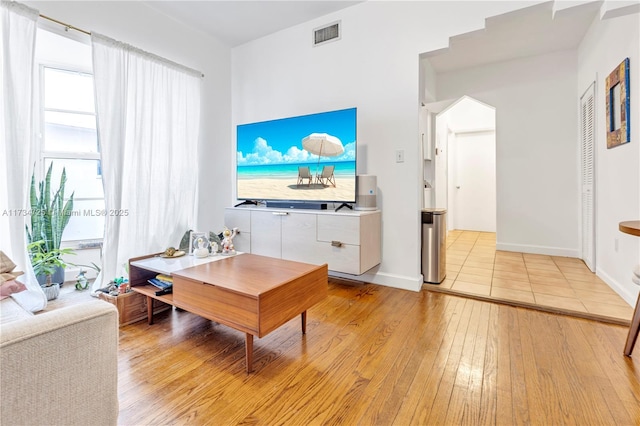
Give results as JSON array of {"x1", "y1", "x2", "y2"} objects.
[
  {"x1": 580, "y1": 82, "x2": 596, "y2": 272},
  {"x1": 453, "y1": 132, "x2": 496, "y2": 232}
]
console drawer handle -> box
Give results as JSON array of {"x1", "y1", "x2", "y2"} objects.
[{"x1": 331, "y1": 241, "x2": 343, "y2": 247}]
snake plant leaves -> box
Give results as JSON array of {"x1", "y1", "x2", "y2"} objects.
[{"x1": 26, "y1": 163, "x2": 75, "y2": 255}]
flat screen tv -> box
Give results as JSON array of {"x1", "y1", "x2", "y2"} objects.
[{"x1": 236, "y1": 107, "x2": 356, "y2": 205}]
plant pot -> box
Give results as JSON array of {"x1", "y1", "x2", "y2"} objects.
[
  {"x1": 37, "y1": 266, "x2": 65, "y2": 287},
  {"x1": 41, "y1": 283, "x2": 60, "y2": 301}
]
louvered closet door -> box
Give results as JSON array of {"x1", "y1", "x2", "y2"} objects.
[{"x1": 580, "y1": 82, "x2": 596, "y2": 272}]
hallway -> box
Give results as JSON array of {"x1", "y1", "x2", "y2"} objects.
[{"x1": 426, "y1": 230, "x2": 633, "y2": 324}]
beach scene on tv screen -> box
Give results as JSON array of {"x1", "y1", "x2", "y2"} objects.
[{"x1": 237, "y1": 108, "x2": 356, "y2": 203}]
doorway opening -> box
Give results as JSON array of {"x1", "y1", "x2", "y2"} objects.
[{"x1": 423, "y1": 96, "x2": 496, "y2": 233}]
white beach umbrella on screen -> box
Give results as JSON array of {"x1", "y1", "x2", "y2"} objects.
[{"x1": 302, "y1": 133, "x2": 344, "y2": 174}]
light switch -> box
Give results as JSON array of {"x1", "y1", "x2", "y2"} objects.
[{"x1": 396, "y1": 149, "x2": 404, "y2": 163}]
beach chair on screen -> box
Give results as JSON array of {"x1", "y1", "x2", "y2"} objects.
[
  {"x1": 316, "y1": 165, "x2": 336, "y2": 187},
  {"x1": 297, "y1": 166, "x2": 312, "y2": 186}
]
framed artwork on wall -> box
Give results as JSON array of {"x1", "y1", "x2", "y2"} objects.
[{"x1": 605, "y1": 57, "x2": 630, "y2": 149}]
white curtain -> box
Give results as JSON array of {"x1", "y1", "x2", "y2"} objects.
[
  {"x1": 0, "y1": 1, "x2": 47, "y2": 312},
  {"x1": 91, "y1": 33, "x2": 201, "y2": 290}
]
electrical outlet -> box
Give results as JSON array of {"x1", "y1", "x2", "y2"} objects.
[
  {"x1": 396, "y1": 149, "x2": 404, "y2": 163},
  {"x1": 615, "y1": 238, "x2": 619, "y2": 252}
]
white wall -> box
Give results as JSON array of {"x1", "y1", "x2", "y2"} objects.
[
  {"x1": 232, "y1": 1, "x2": 538, "y2": 291},
  {"x1": 434, "y1": 114, "x2": 451, "y2": 212},
  {"x1": 436, "y1": 50, "x2": 580, "y2": 257},
  {"x1": 26, "y1": 1, "x2": 232, "y2": 238},
  {"x1": 448, "y1": 97, "x2": 496, "y2": 133},
  {"x1": 577, "y1": 12, "x2": 640, "y2": 304}
]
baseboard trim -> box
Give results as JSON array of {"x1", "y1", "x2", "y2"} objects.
[
  {"x1": 596, "y1": 267, "x2": 637, "y2": 307},
  {"x1": 495, "y1": 242, "x2": 579, "y2": 258},
  {"x1": 329, "y1": 271, "x2": 422, "y2": 292}
]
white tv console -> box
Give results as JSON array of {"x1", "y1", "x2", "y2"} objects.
[{"x1": 224, "y1": 206, "x2": 381, "y2": 275}]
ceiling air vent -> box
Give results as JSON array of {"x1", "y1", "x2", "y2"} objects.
[{"x1": 313, "y1": 21, "x2": 341, "y2": 46}]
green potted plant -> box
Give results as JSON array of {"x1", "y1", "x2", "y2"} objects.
[
  {"x1": 27, "y1": 240, "x2": 75, "y2": 300},
  {"x1": 25, "y1": 163, "x2": 75, "y2": 287}
]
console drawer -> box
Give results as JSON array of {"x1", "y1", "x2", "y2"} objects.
[
  {"x1": 317, "y1": 215, "x2": 360, "y2": 246},
  {"x1": 316, "y1": 242, "x2": 361, "y2": 275}
]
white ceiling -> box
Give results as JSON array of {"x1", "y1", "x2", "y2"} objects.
[
  {"x1": 422, "y1": 2, "x2": 601, "y2": 73},
  {"x1": 145, "y1": 1, "x2": 601, "y2": 72},
  {"x1": 144, "y1": 1, "x2": 361, "y2": 47}
]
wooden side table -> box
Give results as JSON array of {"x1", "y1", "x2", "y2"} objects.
[
  {"x1": 98, "y1": 290, "x2": 171, "y2": 326},
  {"x1": 619, "y1": 221, "x2": 640, "y2": 356}
]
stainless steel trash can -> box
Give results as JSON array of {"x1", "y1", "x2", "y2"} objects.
[{"x1": 422, "y1": 208, "x2": 447, "y2": 284}]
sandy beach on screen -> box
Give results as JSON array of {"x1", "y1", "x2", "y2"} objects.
[{"x1": 238, "y1": 177, "x2": 356, "y2": 202}]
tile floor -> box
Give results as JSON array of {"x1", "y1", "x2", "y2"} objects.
[{"x1": 426, "y1": 230, "x2": 633, "y2": 323}]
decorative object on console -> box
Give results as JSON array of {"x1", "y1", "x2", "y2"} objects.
[
  {"x1": 208, "y1": 231, "x2": 222, "y2": 253},
  {"x1": 179, "y1": 229, "x2": 221, "y2": 254},
  {"x1": 221, "y1": 227, "x2": 238, "y2": 255},
  {"x1": 188, "y1": 231, "x2": 206, "y2": 255},
  {"x1": 179, "y1": 230, "x2": 192, "y2": 252},
  {"x1": 355, "y1": 174, "x2": 377, "y2": 211},
  {"x1": 160, "y1": 249, "x2": 185, "y2": 258},
  {"x1": 605, "y1": 57, "x2": 630, "y2": 149},
  {"x1": 193, "y1": 237, "x2": 210, "y2": 258}
]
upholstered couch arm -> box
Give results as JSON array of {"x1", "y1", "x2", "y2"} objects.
[{"x1": 1, "y1": 299, "x2": 119, "y2": 426}]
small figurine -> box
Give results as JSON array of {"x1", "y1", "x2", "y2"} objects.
[
  {"x1": 194, "y1": 237, "x2": 209, "y2": 258},
  {"x1": 221, "y1": 226, "x2": 238, "y2": 255},
  {"x1": 109, "y1": 277, "x2": 129, "y2": 295},
  {"x1": 75, "y1": 269, "x2": 89, "y2": 291}
]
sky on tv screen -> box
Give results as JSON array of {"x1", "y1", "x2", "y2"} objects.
[{"x1": 237, "y1": 108, "x2": 356, "y2": 171}]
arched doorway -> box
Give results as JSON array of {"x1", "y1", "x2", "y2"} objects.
[{"x1": 424, "y1": 96, "x2": 496, "y2": 233}]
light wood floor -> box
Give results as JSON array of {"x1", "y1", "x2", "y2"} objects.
[
  {"x1": 429, "y1": 230, "x2": 634, "y2": 324},
  {"x1": 113, "y1": 279, "x2": 640, "y2": 425}
]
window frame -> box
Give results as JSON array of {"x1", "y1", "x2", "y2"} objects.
[{"x1": 37, "y1": 63, "x2": 104, "y2": 244}]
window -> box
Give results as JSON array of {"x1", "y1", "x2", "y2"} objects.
[{"x1": 39, "y1": 65, "x2": 104, "y2": 241}]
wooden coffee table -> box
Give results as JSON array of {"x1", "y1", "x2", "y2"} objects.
[{"x1": 129, "y1": 253, "x2": 328, "y2": 372}]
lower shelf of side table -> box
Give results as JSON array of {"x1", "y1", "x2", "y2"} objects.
[{"x1": 98, "y1": 290, "x2": 172, "y2": 326}]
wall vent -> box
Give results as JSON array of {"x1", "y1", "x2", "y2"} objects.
[{"x1": 313, "y1": 21, "x2": 341, "y2": 46}]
